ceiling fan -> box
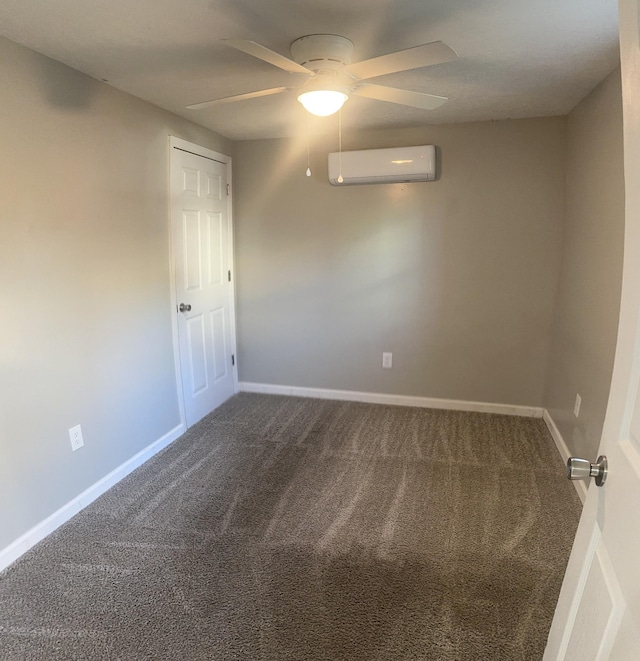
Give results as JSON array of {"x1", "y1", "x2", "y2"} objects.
[{"x1": 187, "y1": 34, "x2": 458, "y2": 117}]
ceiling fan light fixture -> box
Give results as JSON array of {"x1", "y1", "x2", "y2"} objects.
[
  {"x1": 191, "y1": 35, "x2": 458, "y2": 118},
  {"x1": 297, "y1": 89, "x2": 348, "y2": 116}
]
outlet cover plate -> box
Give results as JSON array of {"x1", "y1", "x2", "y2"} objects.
[
  {"x1": 69, "y1": 424, "x2": 84, "y2": 451},
  {"x1": 382, "y1": 352, "x2": 393, "y2": 369}
]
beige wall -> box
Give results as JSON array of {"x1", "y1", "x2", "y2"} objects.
[
  {"x1": 0, "y1": 36, "x2": 232, "y2": 550},
  {"x1": 234, "y1": 118, "x2": 566, "y2": 405},
  {"x1": 544, "y1": 70, "x2": 625, "y2": 459}
]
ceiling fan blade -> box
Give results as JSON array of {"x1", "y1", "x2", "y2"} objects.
[
  {"x1": 353, "y1": 83, "x2": 448, "y2": 110},
  {"x1": 347, "y1": 41, "x2": 458, "y2": 80},
  {"x1": 186, "y1": 87, "x2": 288, "y2": 110},
  {"x1": 223, "y1": 39, "x2": 313, "y2": 75}
]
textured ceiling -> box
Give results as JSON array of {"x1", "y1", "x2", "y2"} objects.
[{"x1": 0, "y1": 0, "x2": 620, "y2": 140}]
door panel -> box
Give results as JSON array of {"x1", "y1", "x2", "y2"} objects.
[
  {"x1": 208, "y1": 212, "x2": 223, "y2": 285},
  {"x1": 182, "y1": 167, "x2": 199, "y2": 196},
  {"x1": 183, "y1": 210, "x2": 202, "y2": 290},
  {"x1": 564, "y1": 539, "x2": 624, "y2": 661},
  {"x1": 206, "y1": 171, "x2": 222, "y2": 199},
  {"x1": 186, "y1": 313, "x2": 208, "y2": 395},
  {"x1": 171, "y1": 143, "x2": 235, "y2": 427},
  {"x1": 210, "y1": 308, "x2": 227, "y2": 381}
]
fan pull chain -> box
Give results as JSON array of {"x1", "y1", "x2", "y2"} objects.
[
  {"x1": 306, "y1": 113, "x2": 311, "y2": 177},
  {"x1": 337, "y1": 108, "x2": 344, "y2": 184}
]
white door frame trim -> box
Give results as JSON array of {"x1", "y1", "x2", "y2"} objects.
[{"x1": 168, "y1": 136, "x2": 239, "y2": 428}]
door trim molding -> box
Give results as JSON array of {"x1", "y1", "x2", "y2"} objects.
[{"x1": 168, "y1": 137, "x2": 239, "y2": 429}]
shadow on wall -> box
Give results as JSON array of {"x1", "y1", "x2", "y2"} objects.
[{"x1": 36, "y1": 55, "x2": 99, "y2": 109}]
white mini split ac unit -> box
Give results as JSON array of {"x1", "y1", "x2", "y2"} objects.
[{"x1": 328, "y1": 145, "x2": 436, "y2": 185}]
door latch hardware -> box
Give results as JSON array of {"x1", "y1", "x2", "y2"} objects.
[{"x1": 567, "y1": 455, "x2": 608, "y2": 487}]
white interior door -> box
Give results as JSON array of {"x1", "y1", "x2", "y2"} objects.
[
  {"x1": 544, "y1": 1, "x2": 640, "y2": 658},
  {"x1": 170, "y1": 139, "x2": 236, "y2": 427}
]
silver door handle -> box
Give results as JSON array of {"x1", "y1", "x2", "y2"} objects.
[
  {"x1": 178, "y1": 303, "x2": 192, "y2": 312},
  {"x1": 567, "y1": 455, "x2": 608, "y2": 487}
]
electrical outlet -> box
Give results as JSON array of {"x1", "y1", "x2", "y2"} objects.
[
  {"x1": 69, "y1": 424, "x2": 84, "y2": 451},
  {"x1": 574, "y1": 394, "x2": 582, "y2": 418},
  {"x1": 382, "y1": 352, "x2": 393, "y2": 369}
]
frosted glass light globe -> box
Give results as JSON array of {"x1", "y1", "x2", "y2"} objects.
[{"x1": 298, "y1": 90, "x2": 348, "y2": 116}]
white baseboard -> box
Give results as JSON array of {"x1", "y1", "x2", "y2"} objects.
[
  {"x1": 543, "y1": 410, "x2": 587, "y2": 503},
  {"x1": 238, "y1": 382, "x2": 544, "y2": 418},
  {"x1": 0, "y1": 423, "x2": 185, "y2": 573}
]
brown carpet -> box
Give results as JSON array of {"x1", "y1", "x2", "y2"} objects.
[{"x1": 0, "y1": 393, "x2": 582, "y2": 660}]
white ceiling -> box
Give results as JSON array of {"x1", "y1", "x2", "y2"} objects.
[{"x1": 0, "y1": 0, "x2": 620, "y2": 141}]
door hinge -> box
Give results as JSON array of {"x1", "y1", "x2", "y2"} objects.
[
  {"x1": 231, "y1": 354, "x2": 235, "y2": 366},
  {"x1": 228, "y1": 270, "x2": 231, "y2": 282},
  {"x1": 226, "y1": 183, "x2": 230, "y2": 196}
]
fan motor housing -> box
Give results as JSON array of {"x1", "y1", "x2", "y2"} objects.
[{"x1": 290, "y1": 34, "x2": 354, "y2": 71}]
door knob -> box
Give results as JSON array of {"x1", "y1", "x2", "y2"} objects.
[
  {"x1": 566, "y1": 455, "x2": 608, "y2": 487},
  {"x1": 178, "y1": 303, "x2": 192, "y2": 312}
]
